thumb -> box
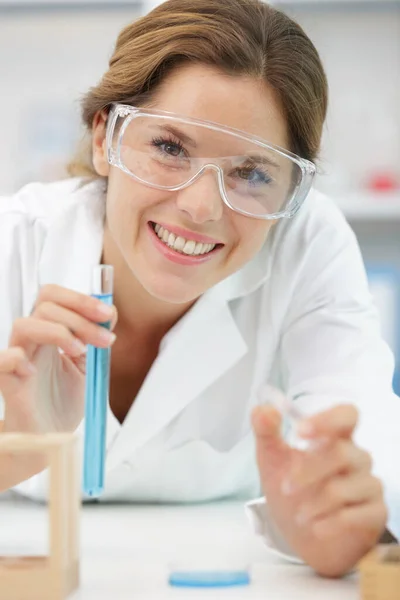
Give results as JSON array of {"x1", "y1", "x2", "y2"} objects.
[{"x1": 252, "y1": 405, "x2": 291, "y2": 470}]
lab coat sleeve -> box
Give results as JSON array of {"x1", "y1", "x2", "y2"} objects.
[
  {"x1": 246, "y1": 201, "x2": 400, "y2": 558},
  {"x1": 0, "y1": 199, "x2": 45, "y2": 419},
  {"x1": 245, "y1": 497, "x2": 304, "y2": 564}
]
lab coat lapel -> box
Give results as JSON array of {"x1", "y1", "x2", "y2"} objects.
[{"x1": 105, "y1": 292, "x2": 248, "y2": 470}]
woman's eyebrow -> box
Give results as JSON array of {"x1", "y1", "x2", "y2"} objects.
[
  {"x1": 150, "y1": 124, "x2": 281, "y2": 169},
  {"x1": 246, "y1": 154, "x2": 281, "y2": 170},
  {"x1": 152, "y1": 124, "x2": 198, "y2": 148}
]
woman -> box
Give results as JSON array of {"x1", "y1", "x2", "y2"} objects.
[{"x1": 0, "y1": 0, "x2": 399, "y2": 578}]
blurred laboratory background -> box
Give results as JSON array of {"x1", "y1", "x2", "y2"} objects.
[{"x1": 1, "y1": 0, "x2": 399, "y2": 390}]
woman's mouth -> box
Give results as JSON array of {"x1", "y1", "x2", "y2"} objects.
[
  {"x1": 151, "y1": 222, "x2": 219, "y2": 255},
  {"x1": 148, "y1": 221, "x2": 223, "y2": 266}
]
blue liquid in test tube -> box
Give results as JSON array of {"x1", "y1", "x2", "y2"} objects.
[{"x1": 83, "y1": 265, "x2": 114, "y2": 498}]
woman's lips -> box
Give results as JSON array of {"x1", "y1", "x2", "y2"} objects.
[
  {"x1": 148, "y1": 222, "x2": 223, "y2": 266},
  {"x1": 151, "y1": 221, "x2": 223, "y2": 246}
]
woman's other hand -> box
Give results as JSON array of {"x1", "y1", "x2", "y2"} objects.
[{"x1": 252, "y1": 402, "x2": 387, "y2": 577}]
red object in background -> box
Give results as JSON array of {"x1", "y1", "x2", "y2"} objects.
[{"x1": 367, "y1": 173, "x2": 400, "y2": 192}]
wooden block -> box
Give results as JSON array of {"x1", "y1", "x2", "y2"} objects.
[
  {"x1": 359, "y1": 544, "x2": 400, "y2": 600},
  {"x1": 0, "y1": 433, "x2": 80, "y2": 600}
]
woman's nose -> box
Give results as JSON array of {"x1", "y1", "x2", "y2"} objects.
[{"x1": 175, "y1": 167, "x2": 224, "y2": 224}]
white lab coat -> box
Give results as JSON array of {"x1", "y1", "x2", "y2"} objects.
[{"x1": 1, "y1": 177, "x2": 400, "y2": 561}]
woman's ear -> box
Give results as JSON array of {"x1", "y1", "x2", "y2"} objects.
[{"x1": 92, "y1": 110, "x2": 110, "y2": 177}]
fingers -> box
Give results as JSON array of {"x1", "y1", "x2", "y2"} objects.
[
  {"x1": 311, "y1": 500, "x2": 387, "y2": 541},
  {"x1": 297, "y1": 404, "x2": 358, "y2": 440},
  {"x1": 8, "y1": 284, "x2": 118, "y2": 361},
  {"x1": 296, "y1": 473, "x2": 384, "y2": 527},
  {"x1": 33, "y1": 284, "x2": 117, "y2": 327},
  {"x1": 252, "y1": 405, "x2": 293, "y2": 476},
  {"x1": 283, "y1": 439, "x2": 372, "y2": 494},
  {"x1": 0, "y1": 347, "x2": 36, "y2": 378},
  {"x1": 33, "y1": 301, "x2": 117, "y2": 348},
  {"x1": 110, "y1": 307, "x2": 118, "y2": 331},
  {"x1": 252, "y1": 405, "x2": 284, "y2": 451},
  {"x1": 10, "y1": 319, "x2": 90, "y2": 360}
]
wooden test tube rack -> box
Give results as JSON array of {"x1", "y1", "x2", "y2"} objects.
[
  {"x1": 0, "y1": 433, "x2": 80, "y2": 600},
  {"x1": 359, "y1": 544, "x2": 400, "y2": 600}
]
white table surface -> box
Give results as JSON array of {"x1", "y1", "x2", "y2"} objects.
[{"x1": 0, "y1": 492, "x2": 359, "y2": 599}]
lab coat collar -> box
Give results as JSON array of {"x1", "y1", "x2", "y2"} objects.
[{"x1": 37, "y1": 177, "x2": 273, "y2": 466}]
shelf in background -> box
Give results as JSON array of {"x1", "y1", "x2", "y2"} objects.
[
  {"x1": 334, "y1": 192, "x2": 400, "y2": 221},
  {"x1": 273, "y1": 0, "x2": 400, "y2": 11}
]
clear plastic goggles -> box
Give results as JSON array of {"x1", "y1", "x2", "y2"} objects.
[{"x1": 106, "y1": 103, "x2": 316, "y2": 220}]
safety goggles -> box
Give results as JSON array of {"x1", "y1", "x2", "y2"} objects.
[{"x1": 106, "y1": 103, "x2": 315, "y2": 220}]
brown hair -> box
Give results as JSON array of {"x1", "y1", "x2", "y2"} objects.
[{"x1": 67, "y1": 0, "x2": 328, "y2": 178}]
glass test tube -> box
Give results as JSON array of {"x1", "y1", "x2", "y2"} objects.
[
  {"x1": 83, "y1": 265, "x2": 114, "y2": 498},
  {"x1": 258, "y1": 384, "x2": 337, "y2": 451},
  {"x1": 257, "y1": 384, "x2": 309, "y2": 450}
]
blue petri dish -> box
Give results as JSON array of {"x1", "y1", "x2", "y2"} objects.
[{"x1": 168, "y1": 570, "x2": 251, "y2": 588}]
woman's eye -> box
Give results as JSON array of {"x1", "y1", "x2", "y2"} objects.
[
  {"x1": 161, "y1": 142, "x2": 183, "y2": 157},
  {"x1": 151, "y1": 137, "x2": 186, "y2": 158},
  {"x1": 236, "y1": 167, "x2": 272, "y2": 185}
]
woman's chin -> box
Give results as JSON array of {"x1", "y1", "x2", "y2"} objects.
[{"x1": 144, "y1": 279, "x2": 202, "y2": 306}]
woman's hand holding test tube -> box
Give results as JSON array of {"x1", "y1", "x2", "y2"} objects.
[{"x1": 0, "y1": 282, "x2": 117, "y2": 490}]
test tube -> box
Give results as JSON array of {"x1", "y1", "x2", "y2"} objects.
[
  {"x1": 258, "y1": 384, "x2": 338, "y2": 451},
  {"x1": 257, "y1": 384, "x2": 309, "y2": 450},
  {"x1": 83, "y1": 265, "x2": 114, "y2": 498}
]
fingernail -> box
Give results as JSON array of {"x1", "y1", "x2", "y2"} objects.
[
  {"x1": 97, "y1": 303, "x2": 114, "y2": 318},
  {"x1": 297, "y1": 420, "x2": 314, "y2": 437},
  {"x1": 99, "y1": 330, "x2": 116, "y2": 345},
  {"x1": 71, "y1": 339, "x2": 87, "y2": 355}
]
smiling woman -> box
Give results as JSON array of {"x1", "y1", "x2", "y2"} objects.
[{"x1": 0, "y1": 0, "x2": 399, "y2": 581}]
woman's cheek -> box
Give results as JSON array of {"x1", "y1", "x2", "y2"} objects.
[{"x1": 235, "y1": 220, "x2": 274, "y2": 261}]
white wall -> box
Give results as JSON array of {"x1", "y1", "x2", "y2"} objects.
[
  {"x1": 0, "y1": 7, "x2": 141, "y2": 192},
  {"x1": 0, "y1": 2, "x2": 399, "y2": 197}
]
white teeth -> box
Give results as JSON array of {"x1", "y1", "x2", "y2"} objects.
[
  {"x1": 153, "y1": 223, "x2": 216, "y2": 256},
  {"x1": 183, "y1": 240, "x2": 196, "y2": 254},
  {"x1": 174, "y1": 236, "x2": 186, "y2": 251}
]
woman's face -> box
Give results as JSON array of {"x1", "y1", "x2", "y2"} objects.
[{"x1": 93, "y1": 63, "x2": 290, "y2": 305}]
